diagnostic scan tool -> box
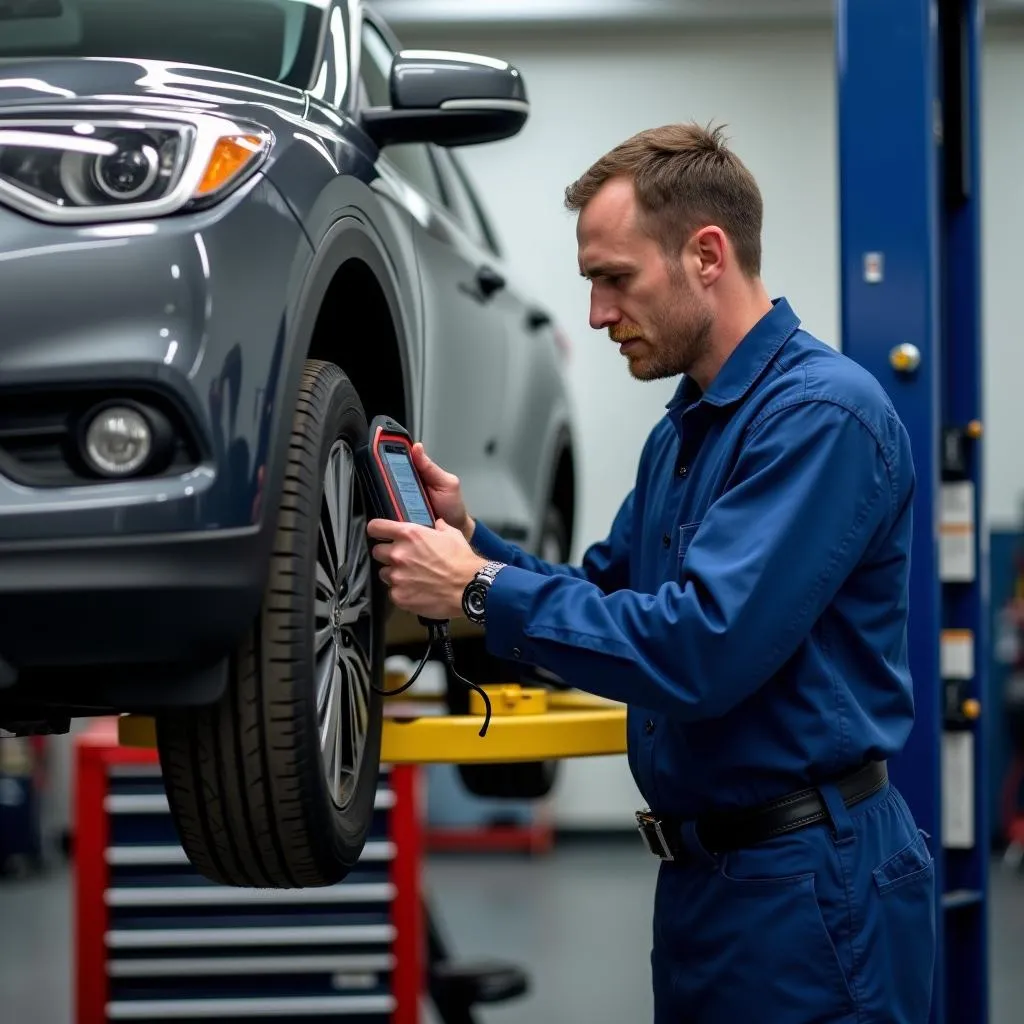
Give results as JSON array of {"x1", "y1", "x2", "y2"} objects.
[
  {"x1": 359, "y1": 416, "x2": 437, "y2": 529},
  {"x1": 357, "y1": 415, "x2": 492, "y2": 733}
]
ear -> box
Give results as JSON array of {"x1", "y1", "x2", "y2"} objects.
[{"x1": 691, "y1": 226, "x2": 728, "y2": 285}]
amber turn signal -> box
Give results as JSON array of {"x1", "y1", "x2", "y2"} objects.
[{"x1": 195, "y1": 134, "x2": 267, "y2": 197}]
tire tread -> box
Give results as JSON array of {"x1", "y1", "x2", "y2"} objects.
[{"x1": 157, "y1": 360, "x2": 383, "y2": 887}]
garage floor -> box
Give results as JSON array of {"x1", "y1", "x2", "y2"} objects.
[{"x1": 0, "y1": 839, "x2": 1021, "y2": 1023}]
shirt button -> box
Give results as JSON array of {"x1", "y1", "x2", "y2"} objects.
[
  {"x1": 512, "y1": 647, "x2": 521, "y2": 659},
  {"x1": 644, "y1": 719, "x2": 655, "y2": 734},
  {"x1": 678, "y1": 464, "x2": 688, "y2": 477},
  {"x1": 662, "y1": 534, "x2": 671, "y2": 548}
]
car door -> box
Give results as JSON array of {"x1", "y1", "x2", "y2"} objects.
[
  {"x1": 428, "y1": 145, "x2": 542, "y2": 543},
  {"x1": 357, "y1": 17, "x2": 514, "y2": 530}
]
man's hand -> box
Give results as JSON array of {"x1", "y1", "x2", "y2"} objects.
[
  {"x1": 367, "y1": 517, "x2": 487, "y2": 620},
  {"x1": 410, "y1": 444, "x2": 476, "y2": 543}
]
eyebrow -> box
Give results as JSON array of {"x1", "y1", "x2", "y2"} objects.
[{"x1": 579, "y1": 263, "x2": 632, "y2": 280}]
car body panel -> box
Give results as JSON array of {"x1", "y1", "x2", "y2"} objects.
[{"x1": 0, "y1": 55, "x2": 312, "y2": 116}]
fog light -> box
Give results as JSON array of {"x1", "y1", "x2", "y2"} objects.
[{"x1": 84, "y1": 405, "x2": 152, "y2": 476}]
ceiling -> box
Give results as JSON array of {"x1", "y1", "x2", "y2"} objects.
[{"x1": 373, "y1": 0, "x2": 1024, "y2": 31}]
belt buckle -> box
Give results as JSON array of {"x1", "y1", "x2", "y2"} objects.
[{"x1": 636, "y1": 810, "x2": 675, "y2": 861}]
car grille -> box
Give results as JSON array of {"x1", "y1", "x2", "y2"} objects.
[{"x1": 0, "y1": 389, "x2": 200, "y2": 488}]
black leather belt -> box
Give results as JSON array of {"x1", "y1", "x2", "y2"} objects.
[{"x1": 636, "y1": 760, "x2": 888, "y2": 861}]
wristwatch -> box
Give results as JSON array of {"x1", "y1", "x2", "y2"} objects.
[{"x1": 462, "y1": 560, "x2": 506, "y2": 625}]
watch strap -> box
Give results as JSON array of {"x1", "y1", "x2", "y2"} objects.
[{"x1": 476, "y1": 560, "x2": 506, "y2": 584}]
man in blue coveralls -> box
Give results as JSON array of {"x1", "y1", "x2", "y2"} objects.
[{"x1": 367, "y1": 122, "x2": 936, "y2": 1023}]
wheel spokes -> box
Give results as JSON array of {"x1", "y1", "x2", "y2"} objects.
[
  {"x1": 322, "y1": 449, "x2": 343, "y2": 573},
  {"x1": 338, "y1": 631, "x2": 371, "y2": 776},
  {"x1": 315, "y1": 640, "x2": 336, "y2": 719},
  {"x1": 315, "y1": 561, "x2": 334, "y2": 597},
  {"x1": 316, "y1": 437, "x2": 376, "y2": 807},
  {"x1": 314, "y1": 623, "x2": 334, "y2": 657},
  {"x1": 337, "y1": 513, "x2": 371, "y2": 627},
  {"x1": 348, "y1": 513, "x2": 371, "y2": 590},
  {"x1": 316, "y1": 550, "x2": 336, "y2": 641},
  {"x1": 331, "y1": 444, "x2": 355, "y2": 579},
  {"x1": 318, "y1": 660, "x2": 340, "y2": 775}
]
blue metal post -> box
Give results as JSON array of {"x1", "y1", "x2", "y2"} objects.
[{"x1": 836, "y1": 1, "x2": 988, "y2": 1021}]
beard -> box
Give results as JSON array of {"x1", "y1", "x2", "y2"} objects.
[{"x1": 610, "y1": 286, "x2": 713, "y2": 382}]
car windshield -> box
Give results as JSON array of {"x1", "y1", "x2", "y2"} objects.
[{"x1": 0, "y1": 0, "x2": 327, "y2": 86}]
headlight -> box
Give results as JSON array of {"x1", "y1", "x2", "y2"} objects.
[{"x1": 0, "y1": 112, "x2": 271, "y2": 223}]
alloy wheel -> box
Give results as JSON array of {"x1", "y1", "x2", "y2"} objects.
[{"x1": 314, "y1": 439, "x2": 374, "y2": 808}]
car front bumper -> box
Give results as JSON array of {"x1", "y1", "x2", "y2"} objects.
[{"x1": 0, "y1": 525, "x2": 266, "y2": 671}]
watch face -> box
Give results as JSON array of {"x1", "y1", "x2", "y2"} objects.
[{"x1": 464, "y1": 582, "x2": 488, "y2": 621}]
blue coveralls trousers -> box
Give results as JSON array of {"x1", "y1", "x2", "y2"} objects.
[{"x1": 651, "y1": 781, "x2": 936, "y2": 1023}]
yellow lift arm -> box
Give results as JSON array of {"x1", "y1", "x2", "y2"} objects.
[{"x1": 118, "y1": 675, "x2": 627, "y2": 763}]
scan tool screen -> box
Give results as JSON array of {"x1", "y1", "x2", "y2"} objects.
[{"x1": 384, "y1": 447, "x2": 434, "y2": 528}]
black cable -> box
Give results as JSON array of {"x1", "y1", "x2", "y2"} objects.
[
  {"x1": 370, "y1": 618, "x2": 493, "y2": 737},
  {"x1": 371, "y1": 641, "x2": 433, "y2": 698},
  {"x1": 430, "y1": 620, "x2": 492, "y2": 738}
]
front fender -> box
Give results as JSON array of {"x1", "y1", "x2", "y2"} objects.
[{"x1": 259, "y1": 209, "x2": 418, "y2": 533}]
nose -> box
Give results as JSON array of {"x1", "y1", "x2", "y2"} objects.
[{"x1": 589, "y1": 288, "x2": 620, "y2": 332}]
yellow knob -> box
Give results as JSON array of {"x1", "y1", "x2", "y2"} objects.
[
  {"x1": 966, "y1": 420, "x2": 983, "y2": 439},
  {"x1": 962, "y1": 698, "x2": 981, "y2": 720},
  {"x1": 889, "y1": 343, "x2": 922, "y2": 373},
  {"x1": 469, "y1": 684, "x2": 548, "y2": 717}
]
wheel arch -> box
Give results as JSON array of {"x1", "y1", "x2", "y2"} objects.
[
  {"x1": 306, "y1": 255, "x2": 408, "y2": 429},
  {"x1": 530, "y1": 414, "x2": 576, "y2": 559},
  {"x1": 295, "y1": 216, "x2": 415, "y2": 428},
  {"x1": 548, "y1": 424, "x2": 577, "y2": 557},
  {"x1": 262, "y1": 214, "x2": 417, "y2": 532}
]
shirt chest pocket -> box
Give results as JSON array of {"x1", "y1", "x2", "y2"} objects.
[{"x1": 678, "y1": 521, "x2": 702, "y2": 565}]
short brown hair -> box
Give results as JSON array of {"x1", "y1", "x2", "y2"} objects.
[{"x1": 564, "y1": 121, "x2": 763, "y2": 277}]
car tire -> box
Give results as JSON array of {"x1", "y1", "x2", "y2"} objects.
[
  {"x1": 156, "y1": 359, "x2": 385, "y2": 887},
  {"x1": 448, "y1": 504, "x2": 568, "y2": 801}
]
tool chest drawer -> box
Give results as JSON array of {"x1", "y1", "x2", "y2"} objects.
[{"x1": 74, "y1": 721, "x2": 422, "y2": 1023}]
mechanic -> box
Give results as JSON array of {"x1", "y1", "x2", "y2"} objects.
[{"x1": 367, "y1": 121, "x2": 936, "y2": 1023}]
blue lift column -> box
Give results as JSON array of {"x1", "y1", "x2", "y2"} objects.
[{"x1": 837, "y1": 0, "x2": 988, "y2": 1020}]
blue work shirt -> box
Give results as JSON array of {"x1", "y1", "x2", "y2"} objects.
[{"x1": 470, "y1": 297, "x2": 916, "y2": 818}]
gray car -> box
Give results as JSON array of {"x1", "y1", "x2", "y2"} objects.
[{"x1": 0, "y1": 0, "x2": 577, "y2": 887}]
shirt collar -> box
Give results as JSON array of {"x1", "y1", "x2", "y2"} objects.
[{"x1": 666, "y1": 296, "x2": 801, "y2": 413}]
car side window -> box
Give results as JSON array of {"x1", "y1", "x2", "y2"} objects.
[
  {"x1": 359, "y1": 19, "x2": 447, "y2": 210},
  {"x1": 449, "y1": 151, "x2": 504, "y2": 257},
  {"x1": 433, "y1": 148, "x2": 504, "y2": 257}
]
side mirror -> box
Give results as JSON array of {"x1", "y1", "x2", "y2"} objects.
[{"x1": 361, "y1": 49, "x2": 528, "y2": 149}]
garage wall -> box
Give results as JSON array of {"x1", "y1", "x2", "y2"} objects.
[
  {"x1": 981, "y1": 23, "x2": 1024, "y2": 532},
  {"x1": 395, "y1": 18, "x2": 1024, "y2": 825}
]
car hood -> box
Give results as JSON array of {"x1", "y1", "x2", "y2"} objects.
[{"x1": 0, "y1": 57, "x2": 307, "y2": 117}]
